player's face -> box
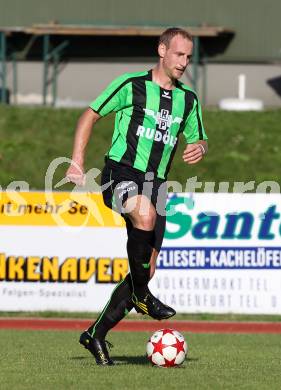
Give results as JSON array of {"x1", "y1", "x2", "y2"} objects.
[{"x1": 159, "y1": 35, "x2": 193, "y2": 80}]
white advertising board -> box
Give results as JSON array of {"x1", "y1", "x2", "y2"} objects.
[{"x1": 0, "y1": 192, "x2": 281, "y2": 313}]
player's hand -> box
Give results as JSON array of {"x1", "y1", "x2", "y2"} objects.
[
  {"x1": 65, "y1": 162, "x2": 86, "y2": 186},
  {"x1": 182, "y1": 143, "x2": 205, "y2": 164}
]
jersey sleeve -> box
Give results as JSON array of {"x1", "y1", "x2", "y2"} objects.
[
  {"x1": 89, "y1": 73, "x2": 130, "y2": 117},
  {"x1": 183, "y1": 96, "x2": 208, "y2": 143}
]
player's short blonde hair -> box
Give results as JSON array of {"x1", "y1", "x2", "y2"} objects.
[{"x1": 159, "y1": 27, "x2": 193, "y2": 48}]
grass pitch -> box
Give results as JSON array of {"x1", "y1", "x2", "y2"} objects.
[{"x1": 1, "y1": 329, "x2": 280, "y2": 390}]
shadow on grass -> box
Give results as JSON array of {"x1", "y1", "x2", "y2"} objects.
[
  {"x1": 70, "y1": 355, "x2": 199, "y2": 366},
  {"x1": 70, "y1": 356, "x2": 89, "y2": 360},
  {"x1": 70, "y1": 355, "x2": 153, "y2": 365},
  {"x1": 112, "y1": 356, "x2": 200, "y2": 365},
  {"x1": 113, "y1": 355, "x2": 199, "y2": 367},
  {"x1": 187, "y1": 357, "x2": 199, "y2": 363},
  {"x1": 112, "y1": 355, "x2": 148, "y2": 365}
]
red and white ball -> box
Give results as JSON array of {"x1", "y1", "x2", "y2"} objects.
[{"x1": 146, "y1": 328, "x2": 187, "y2": 367}]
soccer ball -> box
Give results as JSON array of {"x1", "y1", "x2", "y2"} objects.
[{"x1": 146, "y1": 329, "x2": 187, "y2": 367}]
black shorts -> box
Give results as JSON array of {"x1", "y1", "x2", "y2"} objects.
[{"x1": 101, "y1": 159, "x2": 167, "y2": 252}]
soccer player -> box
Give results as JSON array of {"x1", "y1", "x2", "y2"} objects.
[{"x1": 66, "y1": 27, "x2": 208, "y2": 365}]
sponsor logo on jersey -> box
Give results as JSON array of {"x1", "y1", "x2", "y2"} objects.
[
  {"x1": 136, "y1": 126, "x2": 178, "y2": 146},
  {"x1": 143, "y1": 108, "x2": 182, "y2": 131},
  {"x1": 136, "y1": 108, "x2": 182, "y2": 146},
  {"x1": 162, "y1": 91, "x2": 171, "y2": 99}
]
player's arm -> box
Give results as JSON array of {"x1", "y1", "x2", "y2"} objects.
[
  {"x1": 182, "y1": 95, "x2": 208, "y2": 165},
  {"x1": 66, "y1": 74, "x2": 130, "y2": 185},
  {"x1": 66, "y1": 108, "x2": 101, "y2": 185}
]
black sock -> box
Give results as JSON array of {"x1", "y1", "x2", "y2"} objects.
[
  {"x1": 126, "y1": 227, "x2": 154, "y2": 300},
  {"x1": 87, "y1": 273, "x2": 133, "y2": 339},
  {"x1": 86, "y1": 228, "x2": 154, "y2": 338}
]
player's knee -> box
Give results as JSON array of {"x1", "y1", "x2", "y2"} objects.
[{"x1": 137, "y1": 213, "x2": 156, "y2": 230}]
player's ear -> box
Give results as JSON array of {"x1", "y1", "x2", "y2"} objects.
[{"x1": 158, "y1": 43, "x2": 166, "y2": 58}]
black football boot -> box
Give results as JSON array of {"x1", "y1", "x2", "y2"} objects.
[
  {"x1": 79, "y1": 331, "x2": 114, "y2": 366},
  {"x1": 132, "y1": 290, "x2": 176, "y2": 320}
]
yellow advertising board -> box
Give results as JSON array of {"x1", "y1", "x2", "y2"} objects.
[{"x1": 0, "y1": 191, "x2": 125, "y2": 227}]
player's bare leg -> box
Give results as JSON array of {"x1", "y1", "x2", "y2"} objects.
[{"x1": 149, "y1": 248, "x2": 158, "y2": 279}]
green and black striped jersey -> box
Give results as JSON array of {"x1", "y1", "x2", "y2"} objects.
[{"x1": 90, "y1": 69, "x2": 207, "y2": 179}]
